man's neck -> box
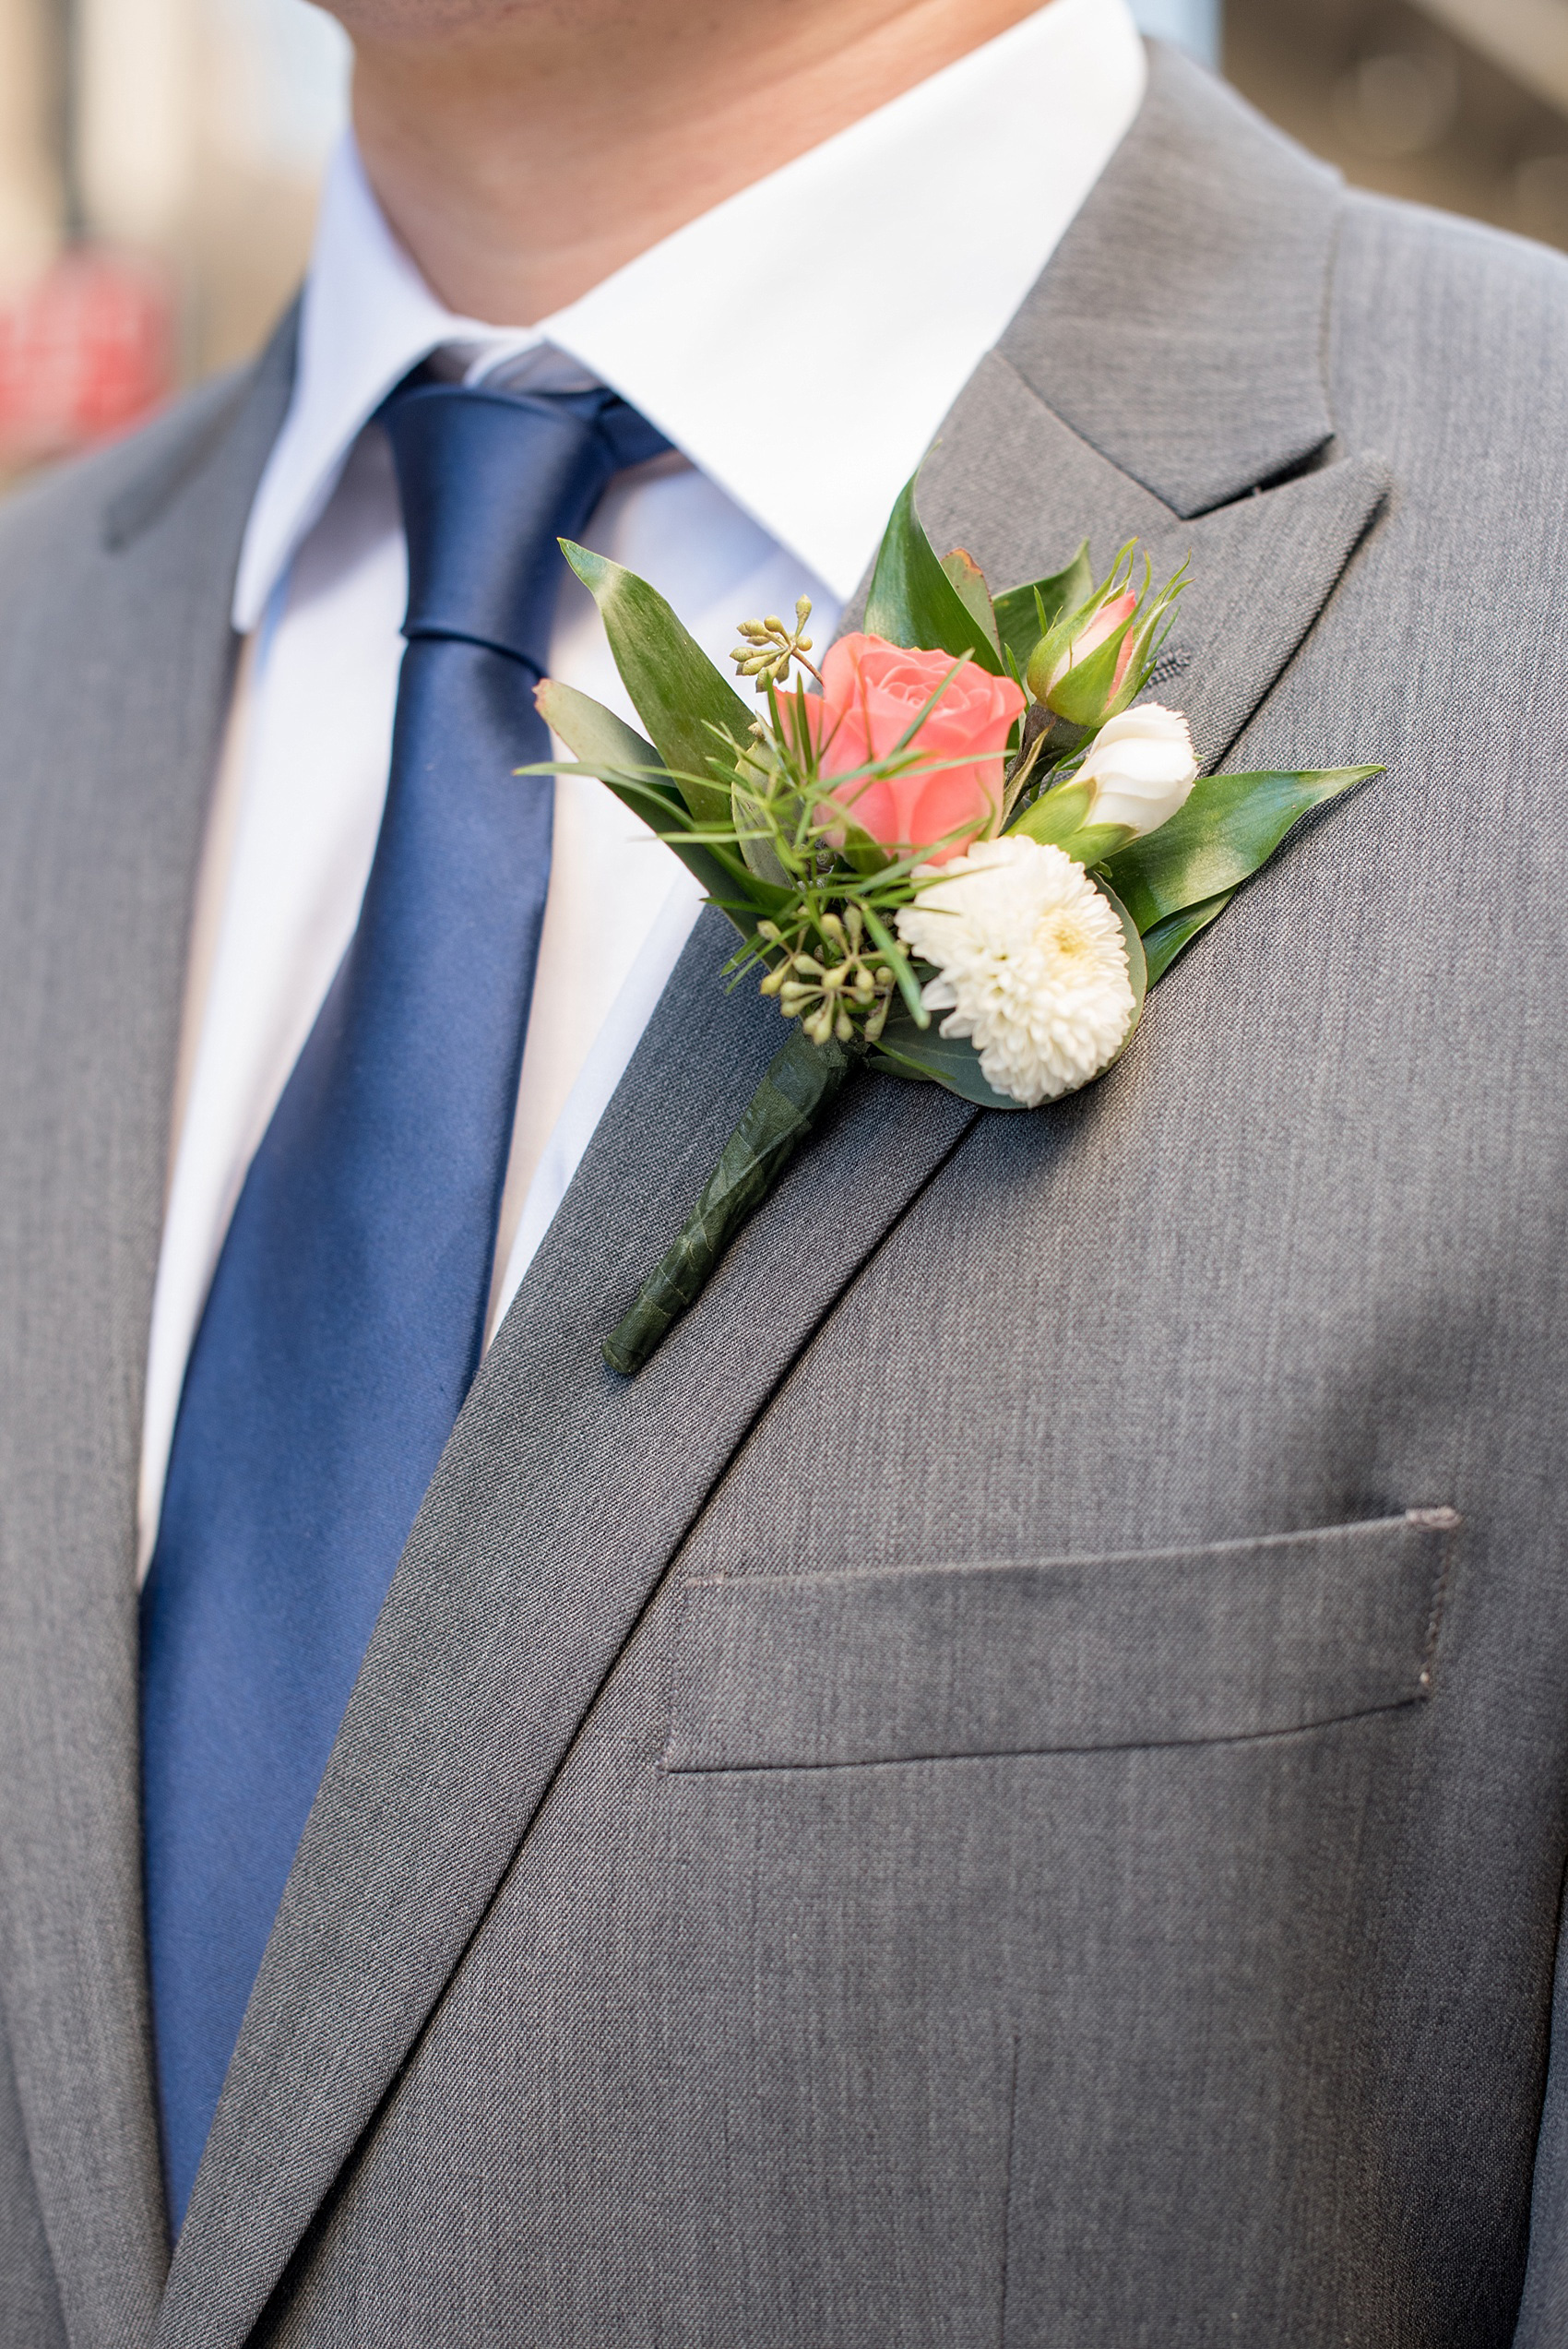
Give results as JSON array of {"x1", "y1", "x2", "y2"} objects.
[{"x1": 346, "y1": 0, "x2": 1053, "y2": 326}]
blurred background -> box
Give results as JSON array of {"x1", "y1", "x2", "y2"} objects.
[{"x1": 0, "y1": 0, "x2": 1564, "y2": 481}]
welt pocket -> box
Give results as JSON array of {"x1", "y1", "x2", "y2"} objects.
[{"x1": 662, "y1": 1508, "x2": 1458, "y2": 1772}]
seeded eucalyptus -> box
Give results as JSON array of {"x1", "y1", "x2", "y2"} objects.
[
  {"x1": 756, "y1": 906, "x2": 897, "y2": 1047},
  {"x1": 731, "y1": 598, "x2": 821, "y2": 693}
]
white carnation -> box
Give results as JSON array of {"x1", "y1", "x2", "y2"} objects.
[
  {"x1": 1077, "y1": 703, "x2": 1198, "y2": 837},
  {"x1": 897, "y1": 836, "x2": 1135, "y2": 1108}
]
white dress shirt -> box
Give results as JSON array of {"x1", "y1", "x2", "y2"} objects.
[{"x1": 137, "y1": 0, "x2": 1146, "y2": 1572}]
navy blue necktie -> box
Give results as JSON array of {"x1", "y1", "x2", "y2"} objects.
[{"x1": 140, "y1": 375, "x2": 670, "y2": 2230}]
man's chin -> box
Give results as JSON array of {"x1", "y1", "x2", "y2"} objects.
[{"x1": 324, "y1": 0, "x2": 558, "y2": 37}]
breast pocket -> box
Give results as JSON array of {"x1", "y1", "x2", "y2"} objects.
[{"x1": 663, "y1": 1507, "x2": 1458, "y2": 1771}]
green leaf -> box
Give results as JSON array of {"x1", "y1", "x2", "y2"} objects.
[
  {"x1": 1052, "y1": 821, "x2": 1135, "y2": 868},
  {"x1": 837, "y1": 813, "x2": 897, "y2": 876},
  {"x1": 558, "y1": 542, "x2": 752, "y2": 826},
  {"x1": 730, "y1": 775, "x2": 793, "y2": 888},
  {"x1": 1008, "y1": 779, "x2": 1092, "y2": 847},
  {"x1": 940, "y1": 548, "x2": 1002, "y2": 657},
  {"x1": 1104, "y1": 766, "x2": 1383, "y2": 935},
  {"x1": 1101, "y1": 879, "x2": 1148, "y2": 1066},
  {"x1": 872, "y1": 1020, "x2": 1026, "y2": 1108},
  {"x1": 992, "y1": 542, "x2": 1093, "y2": 675},
  {"x1": 860, "y1": 905, "x2": 929, "y2": 1029},
  {"x1": 534, "y1": 677, "x2": 782, "y2": 936},
  {"x1": 533, "y1": 679, "x2": 683, "y2": 813},
  {"x1": 873, "y1": 879, "x2": 1146, "y2": 1106},
  {"x1": 864, "y1": 474, "x2": 1004, "y2": 673},
  {"x1": 604, "y1": 1031, "x2": 856, "y2": 1376},
  {"x1": 1140, "y1": 889, "x2": 1234, "y2": 985},
  {"x1": 1039, "y1": 605, "x2": 1136, "y2": 728},
  {"x1": 1007, "y1": 786, "x2": 1134, "y2": 866}
]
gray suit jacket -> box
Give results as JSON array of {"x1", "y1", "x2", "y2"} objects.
[{"x1": 4, "y1": 44, "x2": 1568, "y2": 2347}]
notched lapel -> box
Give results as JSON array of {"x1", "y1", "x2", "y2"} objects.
[
  {"x1": 1146, "y1": 453, "x2": 1390, "y2": 771},
  {"x1": 916, "y1": 30, "x2": 1391, "y2": 781},
  {"x1": 0, "y1": 314, "x2": 297, "y2": 2349},
  {"x1": 914, "y1": 349, "x2": 1177, "y2": 590},
  {"x1": 1004, "y1": 43, "x2": 1343, "y2": 517},
  {"x1": 919, "y1": 349, "x2": 1390, "y2": 775}
]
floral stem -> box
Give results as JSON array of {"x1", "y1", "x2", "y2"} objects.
[{"x1": 603, "y1": 1029, "x2": 858, "y2": 1376}]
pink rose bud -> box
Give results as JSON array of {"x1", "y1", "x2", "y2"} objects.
[
  {"x1": 793, "y1": 633, "x2": 1026, "y2": 865},
  {"x1": 1044, "y1": 588, "x2": 1139, "y2": 706}
]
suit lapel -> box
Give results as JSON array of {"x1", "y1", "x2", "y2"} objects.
[
  {"x1": 0, "y1": 316, "x2": 296, "y2": 2349},
  {"x1": 162, "y1": 49, "x2": 1395, "y2": 2345},
  {"x1": 923, "y1": 40, "x2": 1392, "y2": 766},
  {"x1": 919, "y1": 350, "x2": 1389, "y2": 774},
  {"x1": 1143, "y1": 453, "x2": 1390, "y2": 771},
  {"x1": 1001, "y1": 41, "x2": 1344, "y2": 518}
]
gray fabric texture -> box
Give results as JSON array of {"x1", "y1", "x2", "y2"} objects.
[
  {"x1": 664, "y1": 1510, "x2": 1456, "y2": 1770},
  {"x1": 5, "y1": 38, "x2": 1568, "y2": 2349},
  {"x1": 999, "y1": 44, "x2": 1341, "y2": 516},
  {"x1": 0, "y1": 2023, "x2": 65, "y2": 2349},
  {"x1": 0, "y1": 317, "x2": 297, "y2": 2349}
]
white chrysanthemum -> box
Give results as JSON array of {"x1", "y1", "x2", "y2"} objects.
[{"x1": 896, "y1": 836, "x2": 1135, "y2": 1108}]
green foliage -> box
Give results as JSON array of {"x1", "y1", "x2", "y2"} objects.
[
  {"x1": 993, "y1": 543, "x2": 1093, "y2": 677},
  {"x1": 533, "y1": 678, "x2": 785, "y2": 936},
  {"x1": 872, "y1": 1015, "x2": 1027, "y2": 1107},
  {"x1": 730, "y1": 773, "x2": 793, "y2": 888},
  {"x1": 532, "y1": 680, "x2": 674, "y2": 812},
  {"x1": 604, "y1": 1029, "x2": 855, "y2": 1376},
  {"x1": 1105, "y1": 767, "x2": 1383, "y2": 939},
  {"x1": 559, "y1": 542, "x2": 752, "y2": 826},
  {"x1": 1104, "y1": 881, "x2": 1149, "y2": 1055},
  {"x1": 939, "y1": 548, "x2": 1003, "y2": 657},
  {"x1": 1051, "y1": 820, "x2": 1136, "y2": 868},
  {"x1": 1008, "y1": 779, "x2": 1091, "y2": 846},
  {"x1": 1139, "y1": 891, "x2": 1234, "y2": 985},
  {"x1": 1006, "y1": 786, "x2": 1134, "y2": 869},
  {"x1": 864, "y1": 474, "x2": 1004, "y2": 674}
]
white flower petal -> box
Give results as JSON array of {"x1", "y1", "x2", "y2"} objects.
[
  {"x1": 896, "y1": 836, "x2": 1135, "y2": 1109},
  {"x1": 1076, "y1": 703, "x2": 1197, "y2": 840}
]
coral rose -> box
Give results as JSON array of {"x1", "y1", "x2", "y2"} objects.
[{"x1": 794, "y1": 633, "x2": 1026, "y2": 865}]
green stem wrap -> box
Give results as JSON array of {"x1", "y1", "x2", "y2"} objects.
[{"x1": 603, "y1": 1030, "x2": 857, "y2": 1377}]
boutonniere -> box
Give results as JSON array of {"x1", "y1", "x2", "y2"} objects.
[{"x1": 531, "y1": 478, "x2": 1379, "y2": 1376}]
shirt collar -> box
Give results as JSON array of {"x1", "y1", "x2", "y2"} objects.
[{"x1": 233, "y1": 0, "x2": 1146, "y2": 632}]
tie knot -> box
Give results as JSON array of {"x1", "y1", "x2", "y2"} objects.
[{"x1": 378, "y1": 375, "x2": 671, "y2": 673}]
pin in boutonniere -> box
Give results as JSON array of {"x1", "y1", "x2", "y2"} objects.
[{"x1": 527, "y1": 479, "x2": 1380, "y2": 1375}]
